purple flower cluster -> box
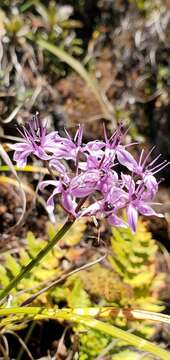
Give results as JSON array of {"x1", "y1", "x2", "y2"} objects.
[{"x1": 11, "y1": 113, "x2": 169, "y2": 232}]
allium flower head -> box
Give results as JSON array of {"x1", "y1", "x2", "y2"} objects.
[{"x1": 11, "y1": 114, "x2": 169, "y2": 232}]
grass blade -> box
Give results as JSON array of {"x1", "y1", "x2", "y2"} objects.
[
  {"x1": 0, "y1": 307, "x2": 169, "y2": 360},
  {"x1": 0, "y1": 164, "x2": 49, "y2": 174}
]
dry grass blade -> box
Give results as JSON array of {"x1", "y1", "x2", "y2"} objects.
[
  {"x1": 0, "y1": 144, "x2": 26, "y2": 233},
  {"x1": 132, "y1": 310, "x2": 170, "y2": 325},
  {"x1": 6, "y1": 330, "x2": 34, "y2": 360},
  {"x1": 57, "y1": 307, "x2": 170, "y2": 326},
  {"x1": 2, "y1": 105, "x2": 22, "y2": 124}
]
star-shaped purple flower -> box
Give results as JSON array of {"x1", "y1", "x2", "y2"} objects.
[{"x1": 10, "y1": 113, "x2": 60, "y2": 167}]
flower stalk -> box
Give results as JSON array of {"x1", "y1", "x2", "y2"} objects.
[{"x1": 0, "y1": 219, "x2": 74, "y2": 302}]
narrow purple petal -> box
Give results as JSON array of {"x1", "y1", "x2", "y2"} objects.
[
  {"x1": 80, "y1": 201, "x2": 103, "y2": 217},
  {"x1": 75, "y1": 125, "x2": 83, "y2": 146},
  {"x1": 70, "y1": 170, "x2": 100, "y2": 197},
  {"x1": 121, "y1": 173, "x2": 135, "y2": 193},
  {"x1": 85, "y1": 140, "x2": 105, "y2": 151},
  {"x1": 61, "y1": 191, "x2": 76, "y2": 217},
  {"x1": 9, "y1": 142, "x2": 30, "y2": 151},
  {"x1": 137, "y1": 203, "x2": 164, "y2": 218},
  {"x1": 108, "y1": 214, "x2": 127, "y2": 228},
  {"x1": 143, "y1": 174, "x2": 158, "y2": 199},
  {"x1": 126, "y1": 203, "x2": 138, "y2": 233},
  {"x1": 46, "y1": 194, "x2": 55, "y2": 215},
  {"x1": 49, "y1": 158, "x2": 66, "y2": 173},
  {"x1": 117, "y1": 146, "x2": 137, "y2": 170},
  {"x1": 39, "y1": 180, "x2": 61, "y2": 191}
]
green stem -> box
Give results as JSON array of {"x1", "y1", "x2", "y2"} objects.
[
  {"x1": 0, "y1": 219, "x2": 74, "y2": 302},
  {"x1": 0, "y1": 307, "x2": 169, "y2": 360}
]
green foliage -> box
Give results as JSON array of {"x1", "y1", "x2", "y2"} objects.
[
  {"x1": 109, "y1": 220, "x2": 164, "y2": 313},
  {"x1": 70, "y1": 220, "x2": 165, "y2": 359},
  {"x1": 0, "y1": 219, "x2": 165, "y2": 359},
  {"x1": 79, "y1": 328, "x2": 111, "y2": 360},
  {"x1": 0, "y1": 219, "x2": 86, "y2": 306},
  {"x1": 77, "y1": 264, "x2": 133, "y2": 305},
  {"x1": 112, "y1": 349, "x2": 152, "y2": 360},
  {"x1": 0, "y1": 0, "x2": 83, "y2": 120}
]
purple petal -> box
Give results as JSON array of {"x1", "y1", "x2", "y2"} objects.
[
  {"x1": 74, "y1": 125, "x2": 83, "y2": 146},
  {"x1": 121, "y1": 173, "x2": 135, "y2": 193},
  {"x1": 46, "y1": 187, "x2": 65, "y2": 216},
  {"x1": 86, "y1": 155, "x2": 99, "y2": 169},
  {"x1": 108, "y1": 214, "x2": 127, "y2": 228},
  {"x1": 9, "y1": 142, "x2": 30, "y2": 151},
  {"x1": 143, "y1": 174, "x2": 158, "y2": 199},
  {"x1": 126, "y1": 203, "x2": 138, "y2": 233},
  {"x1": 39, "y1": 180, "x2": 61, "y2": 191},
  {"x1": 13, "y1": 148, "x2": 33, "y2": 168},
  {"x1": 85, "y1": 140, "x2": 105, "y2": 151},
  {"x1": 61, "y1": 191, "x2": 76, "y2": 217},
  {"x1": 46, "y1": 194, "x2": 55, "y2": 214},
  {"x1": 117, "y1": 146, "x2": 137, "y2": 170},
  {"x1": 80, "y1": 201, "x2": 103, "y2": 217},
  {"x1": 70, "y1": 170, "x2": 100, "y2": 197},
  {"x1": 137, "y1": 203, "x2": 164, "y2": 218},
  {"x1": 49, "y1": 158, "x2": 66, "y2": 173}
]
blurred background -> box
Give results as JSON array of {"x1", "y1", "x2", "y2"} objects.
[{"x1": 0, "y1": 1, "x2": 170, "y2": 359}]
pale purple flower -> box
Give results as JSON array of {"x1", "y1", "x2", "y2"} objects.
[
  {"x1": 85, "y1": 123, "x2": 138, "y2": 171},
  {"x1": 52, "y1": 125, "x2": 84, "y2": 163},
  {"x1": 122, "y1": 174, "x2": 164, "y2": 232},
  {"x1": 39, "y1": 169, "x2": 101, "y2": 218},
  {"x1": 10, "y1": 113, "x2": 60, "y2": 167},
  {"x1": 10, "y1": 115, "x2": 168, "y2": 232},
  {"x1": 70, "y1": 170, "x2": 101, "y2": 197},
  {"x1": 80, "y1": 185, "x2": 128, "y2": 228},
  {"x1": 80, "y1": 196, "x2": 127, "y2": 228},
  {"x1": 39, "y1": 178, "x2": 77, "y2": 218},
  {"x1": 127, "y1": 148, "x2": 170, "y2": 199},
  {"x1": 103, "y1": 123, "x2": 137, "y2": 170},
  {"x1": 132, "y1": 147, "x2": 169, "y2": 177}
]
